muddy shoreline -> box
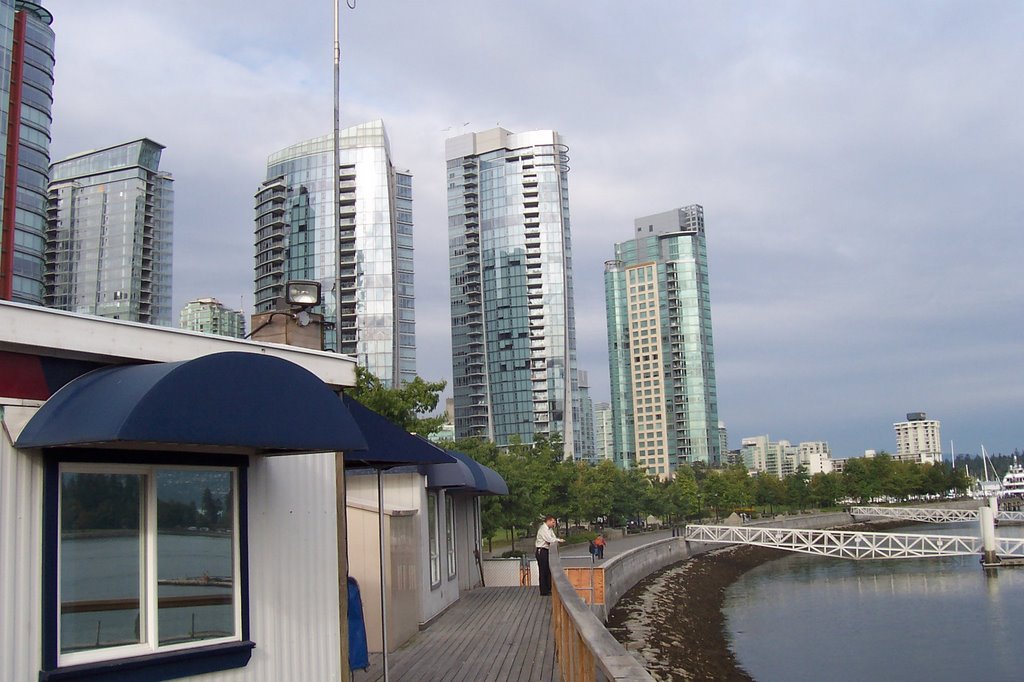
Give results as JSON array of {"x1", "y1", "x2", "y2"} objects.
[
  {"x1": 606, "y1": 522, "x2": 907, "y2": 681},
  {"x1": 606, "y1": 543, "x2": 782, "y2": 681}
]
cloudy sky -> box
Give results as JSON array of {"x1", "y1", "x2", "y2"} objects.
[{"x1": 45, "y1": 0, "x2": 1023, "y2": 458}]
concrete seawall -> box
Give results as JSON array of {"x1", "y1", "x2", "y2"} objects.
[{"x1": 597, "y1": 512, "x2": 855, "y2": 622}]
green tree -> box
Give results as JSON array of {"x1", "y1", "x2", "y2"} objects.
[
  {"x1": 667, "y1": 466, "x2": 700, "y2": 521},
  {"x1": 347, "y1": 366, "x2": 447, "y2": 436},
  {"x1": 784, "y1": 465, "x2": 811, "y2": 511},
  {"x1": 809, "y1": 472, "x2": 843, "y2": 508},
  {"x1": 754, "y1": 472, "x2": 784, "y2": 516}
]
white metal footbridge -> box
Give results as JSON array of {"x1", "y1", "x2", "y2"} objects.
[
  {"x1": 684, "y1": 524, "x2": 1024, "y2": 561},
  {"x1": 850, "y1": 506, "x2": 1024, "y2": 524}
]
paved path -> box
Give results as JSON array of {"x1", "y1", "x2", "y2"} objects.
[
  {"x1": 352, "y1": 586, "x2": 558, "y2": 682},
  {"x1": 558, "y1": 529, "x2": 675, "y2": 566}
]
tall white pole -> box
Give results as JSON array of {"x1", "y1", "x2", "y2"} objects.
[{"x1": 333, "y1": 0, "x2": 342, "y2": 353}]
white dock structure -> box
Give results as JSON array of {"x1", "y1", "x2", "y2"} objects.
[
  {"x1": 851, "y1": 506, "x2": 1024, "y2": 524},
  {"x1": 684, "y1": 524, "x2": 1024, "y2": 560}
]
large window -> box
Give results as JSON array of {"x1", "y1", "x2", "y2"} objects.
[
  {"x1": 42, "y1": 453, "x2": 252, "y2": 682},
  {"x1": 427, "y1": 491, "x2": 440, "y2": 587},
  {"x1": 445, "y1": 495, "x2": 457, "y2": 579}
]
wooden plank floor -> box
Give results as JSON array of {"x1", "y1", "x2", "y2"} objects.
[{"x1": 352, "y1": 587, "x2": 559, "y2": 682}]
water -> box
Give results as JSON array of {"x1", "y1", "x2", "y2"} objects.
[
  {"x1": 724, "y1": 523, "x2": 1024, "y2": 681},
  {"x1": 61, "y1": 534, "x2": 234, "y2": 651}
]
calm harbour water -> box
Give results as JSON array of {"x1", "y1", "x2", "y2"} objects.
[{"x1": 724, "y1": 523, "x2": 1024, "y2": 682}]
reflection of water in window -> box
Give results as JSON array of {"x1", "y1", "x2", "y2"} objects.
[
  {"x1": 59, "y1": 472, "x2": 143, "y2": 653},
  {"x1": 157, "y1": 470, "x2": 235, "y2": 645}
]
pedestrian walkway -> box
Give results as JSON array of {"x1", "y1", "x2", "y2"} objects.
[
  {"x1": 559, "y1": 529, "x2": 674, "y2": 566},
  {"x1": 352, "y1": 586, "x2": 558, "y2": 682}
]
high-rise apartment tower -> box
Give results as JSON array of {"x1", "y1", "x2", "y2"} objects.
[
  {"x1": 46, "y1": 139, "x2": 173, "y2": 325},
  {"x1": 446, "y1": 128, "x2": 580, "y2": 459},
  {"x1": 255, "y1": 120, "x2": 415, "y2": 387},
  {"x1": 0, "y1": 1, "x2": 54, "y2": 304},
  {"x1": 605, "y1": 206, "x2": 720, "y2": 477},
  {"x1": 179, "y1": 297, "x2": 246, "y2": 339}
]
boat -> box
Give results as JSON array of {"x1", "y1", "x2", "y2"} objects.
[{"x1": 1002, "y1": 457, "x2": 1024, "y2": 498}]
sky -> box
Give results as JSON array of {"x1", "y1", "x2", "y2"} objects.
[{"x1": 44, "y1": 0, "x2": 1024, "y2": 459}]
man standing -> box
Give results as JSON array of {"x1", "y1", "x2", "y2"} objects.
[{"x1": 534, "y1": 515, "x2": 564, "y2": 595}]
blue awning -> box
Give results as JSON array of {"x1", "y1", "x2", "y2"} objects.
[
  {"x1": 426, "y1": 450, "x2": 508, "y2": 496},
  {"x1": 15, "y1": 352, "x2": 368, "y2": 455},
  {"x1": 341, "y1": 394, "x2": 455, "y2": 468}
]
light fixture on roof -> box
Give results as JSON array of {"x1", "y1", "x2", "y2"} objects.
[{"x1": 286, "y1": 280, "x2": 322, "y2": 309}]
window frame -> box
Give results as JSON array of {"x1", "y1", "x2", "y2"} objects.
[
  {"x1": 445, "y1": 494, "x2": 457, "y2": 580},
  {"x1": 427, "y1": 491, "x2": 440, "y2": 588},
  {"x1": 40, "y1": 449, "x2": 253, "y2": 682}
]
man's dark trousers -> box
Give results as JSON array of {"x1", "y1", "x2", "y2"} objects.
[{"x1": 536, "y1": 547, "x2": 551, "y2": 595}]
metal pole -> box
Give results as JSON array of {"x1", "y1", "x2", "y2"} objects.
[
  {"x1": 332, "y1": 0, "x2": 342, "y2": 353},
  {"x1": 377, "y1": 468, "x2": 390, "y2": 681}
]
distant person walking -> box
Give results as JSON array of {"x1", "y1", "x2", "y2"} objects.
[
  {"x1": 535, "y1": 515, "x2": 564, "y2": 595},
  {"x1": 593, "y1": 533, "x2": 606, "y2": 559}
]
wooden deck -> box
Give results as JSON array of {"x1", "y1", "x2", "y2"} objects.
[{"x1": 352, "y1": 586, "x2": 558, "y2": 681}]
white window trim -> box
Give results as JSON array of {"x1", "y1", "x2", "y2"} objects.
[
  {"x1": 445, "y1": 494, "x2": 457, "y2": 580},
  {"x1": 56, "y1": 463, "x2": 241, "y2": 668}
]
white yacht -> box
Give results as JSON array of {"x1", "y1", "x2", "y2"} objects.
[{"x1": 1001, "y1": 458, "x2": 1024, "y2": 497}]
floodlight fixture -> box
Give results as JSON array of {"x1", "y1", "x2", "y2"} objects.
[{"x1": 286, "y1": 280, "x2": 322, "y2": 308}]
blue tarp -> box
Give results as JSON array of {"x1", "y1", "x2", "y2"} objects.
[{"x1": 347, "y1": 576, "x2": 369, "y2": 671}]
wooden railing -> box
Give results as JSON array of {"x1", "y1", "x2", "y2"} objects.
[{"x1": 548, "y1": 546, "x2": 654, "y2": 682}]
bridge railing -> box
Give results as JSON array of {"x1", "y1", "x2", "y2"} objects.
[
  {"x1": 549, "y1": 545, "x2": 654, "y2": 682},
  {"x1": 684, "y1": 524, "x2": 1005, "y2": 560},
  {"x1": 851, "y1": 506, "x2": 1024, "y2": 524}
]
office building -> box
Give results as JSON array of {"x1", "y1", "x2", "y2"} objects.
[
  {"x1": 255, "y1": 120, "x2": 415, "y2": 386},
  {"x1": 46, "y1": 138, "x2": 173, "y2": 325},
  {"x1": 179, "y1": 297, "x2": 246, "y2": 339},
  {"x1": 577, "y1": 370, "x2": 596, "y2": 463},
  {"x1": 604, "y1": 206, "x2": 720, "y2": 477},
  {"x1": 594, "y1": 402, "x2": 614, "y2": 462},
  {"x1": 893, "y1": 412, "x2": 941, "y2": 465},
  {"x1": 446, "y1": 127, "x2": 580, "y2": 458},
  {"x1": 0, "y1": 1, "x2": 54, "y2": 304}
]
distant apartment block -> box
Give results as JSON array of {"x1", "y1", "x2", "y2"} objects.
[
  {"x1": 446, "y1": 127, "x2": 580, "y2": 459},
  {"x1": 179, "y1": 297, "x2": 245, "y2": 339},
  {"x1": 0, "y1": 1, "x2": 55, "y2": 304},
  {"x1": 605, "y1": 206, "x2": 719, "y2": 477},
  {"x1": 893, "y1": 412, "x2": 941, "y2": 465},
  {"x1": 256, "y1": 120, "x2": 415, "y2": 386},
  {"x1": 46, "y1": 139, "x2": 173, "y2": 325},
  {"x1": 742, "y1": 435, "x2": 833, "y2": 477}
]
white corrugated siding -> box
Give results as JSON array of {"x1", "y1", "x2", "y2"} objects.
[
  {"x1": 1, "y1": 405, "x2": 44, "y2": 682},
  {"x1": 217, "y1": 452, "x2": 344, "y2": 682}
]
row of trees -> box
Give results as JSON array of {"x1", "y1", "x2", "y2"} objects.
[
  {"x1": 446, "y1": 436, "x2": 974, "y2": 547},
  {"x1": 344, "y1": 370, "x2": 975, "y2": 549}
]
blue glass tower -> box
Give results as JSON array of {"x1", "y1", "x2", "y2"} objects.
[
  {"x1": 605, "y1": 206, "x2": 720, "y2": 476},
  {"x1": 446, "y1": 128, "x2": 580, "y2": 459},
  {"x1": 255, "y1": 120, "x2": 416, "y2": 387}
]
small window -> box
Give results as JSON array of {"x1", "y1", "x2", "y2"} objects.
[
  {"x1": 42, "y1": 453, "x2": 252, "y2": 682},
  {"x1": 445, "y1": 495, "x2": 457, "y2": 580},
  {"x1": 427, "y1": 492, "x2": 440, "y2": 587}
]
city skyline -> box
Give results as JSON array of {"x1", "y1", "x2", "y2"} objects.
[{"x1": 41, "y1": 0, "x2": 1024, "y2": 457}]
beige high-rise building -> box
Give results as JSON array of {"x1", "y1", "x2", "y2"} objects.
[{"x1": 893, "y1": 412, "x2": 942, "y2": 465}]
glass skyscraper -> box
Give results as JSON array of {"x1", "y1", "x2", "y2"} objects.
[
  {"x1": 446, "y1": 127, "x2": 580, "y2": 459},
  {"x1": 255, "y1": 120, "x2": 415, "y2": 387},
  {"x1": 605, "y1": 206, "x2": 720, "y2": 477},
  {"x1": 0, "y1": 1, "x2": 54, "y2": 304},
  {"x1": 46, "y1": 139, "x2": 174, "y2": 325}
]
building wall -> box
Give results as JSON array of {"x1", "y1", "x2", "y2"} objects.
[
  {"x1": 446, "y1": 128, "x2": 579, "y2": 458},
  {"x1": 606, "y1": 206, "x2": 720, "y2": 475},
  {"x1": 234, "y1": 453, "x2": 345, "y2": 682},
  {"x1": 0, "y1": 401, "x2": 44, "y2": 682},
  {"x1": 46, "y1": 139, "x2": 174, "y2": 325},
  {"x1": 1, "y1": 1, "x2": 55, "y2": 305},
  {"x1": 893, "y1": 414, "x2": 941, "y2": 465},
  {"x1": 256, "y1": 120, "x2": 415, "y2": 386},
  {"x1": 179, "y1": 297, "x2": 246, "y2": 338}
]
